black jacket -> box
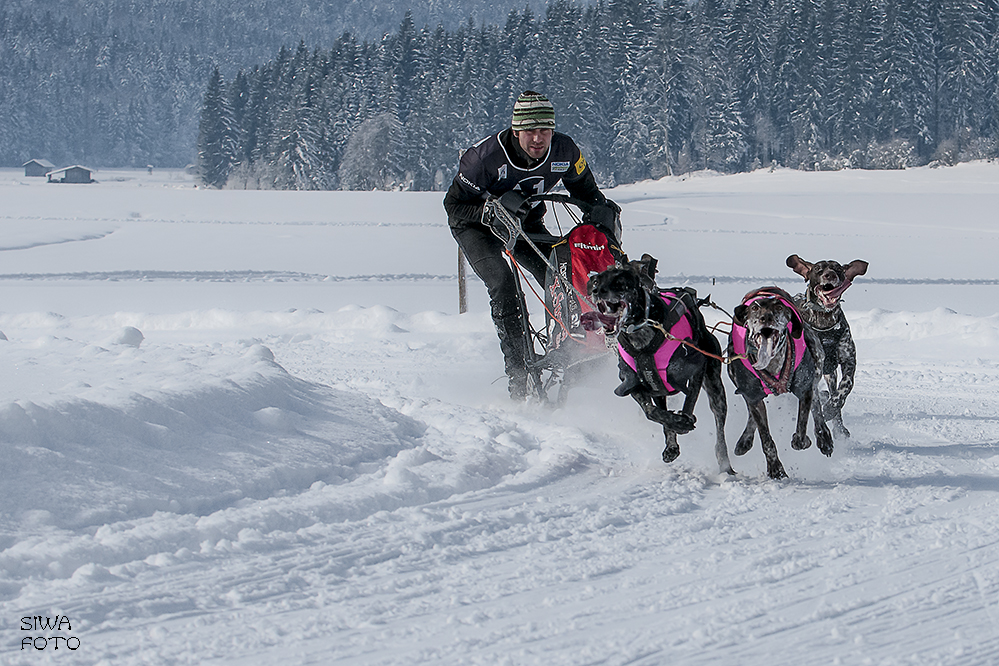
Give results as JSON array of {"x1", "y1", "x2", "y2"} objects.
[{"x1": 443, "y1": 129, "x2": 605, "y2": 230}]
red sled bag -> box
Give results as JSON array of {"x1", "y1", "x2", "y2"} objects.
[{"x1": 544, "y1": 222, "x2": 624, "y2": 357}]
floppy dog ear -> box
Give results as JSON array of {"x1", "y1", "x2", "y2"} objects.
[
  {"x1": 789, "y1": 316, "x2": 803, "y2": 339},
  {"x1": 639, "y1": 253, "x2": 658, "y2": 280},
  {"x1": 733, "y1": 304, "x2": 748, "y2": 326},
  {"x1": 845, "y1": 259, "x2": 869, "y2": 280},
  {"x1": 786, "y1": 254, "x2": 812, "y2": 278}
]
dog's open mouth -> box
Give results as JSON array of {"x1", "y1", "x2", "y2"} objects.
[
  {"x1": 751, "y1": 327, "x2": 787, "y2": 370},
  {"x1": 582, "y1": 299, "x2": 629, "y2": 334},
  {"x1": 816, "y1": 279, "x2": 852, "y2": 309}
]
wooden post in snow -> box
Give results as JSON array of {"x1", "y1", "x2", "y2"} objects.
[{"x1": 458, "y1": 246, "x2": 467, "y2": 314}]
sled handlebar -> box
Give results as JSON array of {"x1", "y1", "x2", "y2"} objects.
[
  {"x1": 529, "y1": 193, "x2": 622, "y2": 246},
  {"x1": 526, "y1": 193, "x2": 595, "y2": 214}
]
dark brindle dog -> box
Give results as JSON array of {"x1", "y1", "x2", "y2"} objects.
[
  {"x1": 786, "y1": 254, "x2": 869, "y2": 439},
  {"x1": 584, "y1": 255, "x2": 734, "y2": 475},
  {"x1": 728, "y1": 286, "x2": 832, "y2": 479}
]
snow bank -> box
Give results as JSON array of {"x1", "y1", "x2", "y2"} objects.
[{"x1": 0, "y1": 330, "x2": 424, "y2": 532}]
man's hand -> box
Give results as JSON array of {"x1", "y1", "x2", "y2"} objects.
[
  {"x1": 585, "y1": 198, "x2": 622, "y2": 241},
  {"x1": 498, "y1": 190, "x2": 531, "y2": 220},
  {"x1": 482, "y1": 196, "x2": 525, "y2": 250}
]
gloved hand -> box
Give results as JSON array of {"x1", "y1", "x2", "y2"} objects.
[
  {"x1": 585, "y1": 198, "x2": 622, "y2": 241},
  {"x1": 588, "y1": 204, "x2": 616, "y2": 228},
  {"x1": 481, "y1": 193, "x2": 528, "y2": 248},
  {"x1": 498, "y1": 190, "x2": 531, "y2": 220}
]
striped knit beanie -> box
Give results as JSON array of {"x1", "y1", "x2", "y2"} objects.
[{"x1": 511, "y1": 91, "x2": 555, "y2": 131}]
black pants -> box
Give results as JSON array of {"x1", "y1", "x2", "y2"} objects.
[{"x1": 452, "y1": 222, "x2": 554, "y2": 377}]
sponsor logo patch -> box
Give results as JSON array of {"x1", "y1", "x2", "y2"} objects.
[
  {"x1": 551, "y1": 161, "x2": 570, "y2": 173},
  {"x1": 498, "y1": 164, "x2": 508, "y2": 180},
  {"x1": 458, "y1": 172, "x2": 480, "y2": 192},
  {"x1": 574, "y1": 154, "x2": 587, "y2": 175}
]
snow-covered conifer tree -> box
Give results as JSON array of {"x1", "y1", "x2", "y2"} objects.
[{"x1": 197, "y1": 67, "x2": 238, "y2": 188}]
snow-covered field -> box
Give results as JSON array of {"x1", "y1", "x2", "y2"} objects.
[{"x1": 2, "y1": 163, "x2": 998, "y2": 665}]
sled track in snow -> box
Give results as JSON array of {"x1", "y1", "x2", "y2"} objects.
[
  {"x1": 2, "y1": 271, "x2": 998, "y2": 286},
  {"x1": 0, "y1": 270, "x2": 456, "y2": 283}
]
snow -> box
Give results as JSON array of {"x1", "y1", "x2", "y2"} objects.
[{"x1": 2, "y1": 163, "x2": 999, "y2": 665}]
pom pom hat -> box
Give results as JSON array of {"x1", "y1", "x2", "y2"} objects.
[{"x1": 511, "y1": 90, "x2": 556, "y2": 131}]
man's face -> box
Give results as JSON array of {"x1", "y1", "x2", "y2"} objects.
[{"x1": 515, "y1": 128, "x2": 553, "y2": 160}]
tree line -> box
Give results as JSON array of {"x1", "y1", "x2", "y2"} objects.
[
  {"x1": 0, "y1": 0, "x2": 206, "y2": 168},
  {"x1": 1, "y1": 0, "x2": 543, "y2": 169},
  {"x1": 197, "y1": 0, "x2": 998, "y2": 190}
]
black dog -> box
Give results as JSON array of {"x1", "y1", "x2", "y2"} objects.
[
  {"x1": 727, "y1": 286, "x2": 832, "y2": 479},
  {"x1": 585, "y1": 255, "x2": 734, "y2": 475},
  {"x1": 786, "y1": 255, "x2": 869, "y2": 439}
]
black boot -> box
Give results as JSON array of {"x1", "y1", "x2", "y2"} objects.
[
  {"x1": 494, "y1": 312, "x2": 531, "y2": 400},
  {"x1": 508, "y1": 370, "x2": 529, "y2": 401}
]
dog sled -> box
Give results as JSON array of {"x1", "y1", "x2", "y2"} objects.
[{"x1": 480, "y1": 192, "x2": 624, "y2": 405}]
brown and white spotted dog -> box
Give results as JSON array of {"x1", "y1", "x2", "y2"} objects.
[
  {"x1": 786, "y1": 255, "x2": 869, "y2": 439},
  {"x1": 728, "y1": 287, "x2": 832, "y2": 479}
]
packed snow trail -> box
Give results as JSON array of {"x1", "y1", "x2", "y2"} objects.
[
  {"x1": 3, "y1": 165, "x2": 999, "y2": 664},
  {"x1": 3, "y1": 306, "x2": 999, "y2": 665}
]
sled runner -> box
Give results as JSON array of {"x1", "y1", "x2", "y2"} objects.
[{"x1": 482, "y1": 193, "x2": 624, "y2": 405}]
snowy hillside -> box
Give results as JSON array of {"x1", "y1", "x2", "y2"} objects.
[{"x1": 1, "y1": 164, "x2": 998, "y2": 665}]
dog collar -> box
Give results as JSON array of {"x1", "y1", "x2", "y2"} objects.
[{"x1": 629, "y1": 289, "x2": 654, "y2": 332}]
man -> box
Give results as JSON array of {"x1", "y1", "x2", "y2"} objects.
[{"x1": 444, "y1": 90, "x2": 617, "y2": 399}]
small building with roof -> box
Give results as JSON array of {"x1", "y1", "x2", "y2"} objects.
[
  {"x1": 23, "y1": 159, "x2": 55, "y2": 177},
  {"x1": 47, "y1": 165, "x2": 94, "y2": 184}
]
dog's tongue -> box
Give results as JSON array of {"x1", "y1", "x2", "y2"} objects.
[
  {"x1": 753, "y1": 333, "x2": 781, "y2": 370},
  {"x1": 818, "y1": 279, "x2": 852, "y2": 308},
  {"x1": 581, "y1": 310, "x2": 625, "y2": 333}
]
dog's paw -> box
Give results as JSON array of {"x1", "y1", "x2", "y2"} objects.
[
  {"x1": 817, "y1": 425, "x2": 835, "y2": 456},
  {"x1": 653, "y1": 408, "x2": 696, "y2": 434},
  {"x1": 734, "y1": 434, "x2": 754, "y2": 456},
  {"x1": 766, "y1": 459, "x2": 788, "y2": 480},
  {"x1": 832, "y1": 421, "x2": 851, "y2": 440},
  {"x1": 662, "y1": 442, "x2": 680, "y2": 464},
  {"x1": 666, "y1": 411, "x2": 696, "y2": 434},
  {"x1": 614, "y1": 375, "x2": 641, "y2": 397},
  {"x1": 791, "y1": 433, "x2": 812, "y2": 450}
]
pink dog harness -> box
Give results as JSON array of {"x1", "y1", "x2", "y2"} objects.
[
  {"x1": 618, "y1": 291, "x2": 694, "y2": 394},
  {"x1": 730, "y1": 290, "x2": 806, "y2": 395}
]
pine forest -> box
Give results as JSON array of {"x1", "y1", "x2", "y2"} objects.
[
  {"x1": 198, "y1": 0, "x2": 999, "y2": 190},
  {"x1": 4, "y1": 0, "x2": 998, "y2": 190}
]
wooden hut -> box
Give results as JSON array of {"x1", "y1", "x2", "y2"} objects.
[
  {"x1": 47, "y1": 165, "x2": 94, "y2": 184},
  {"x1": 23, "y1": 159, "x2": 55, "y2": 177}
]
